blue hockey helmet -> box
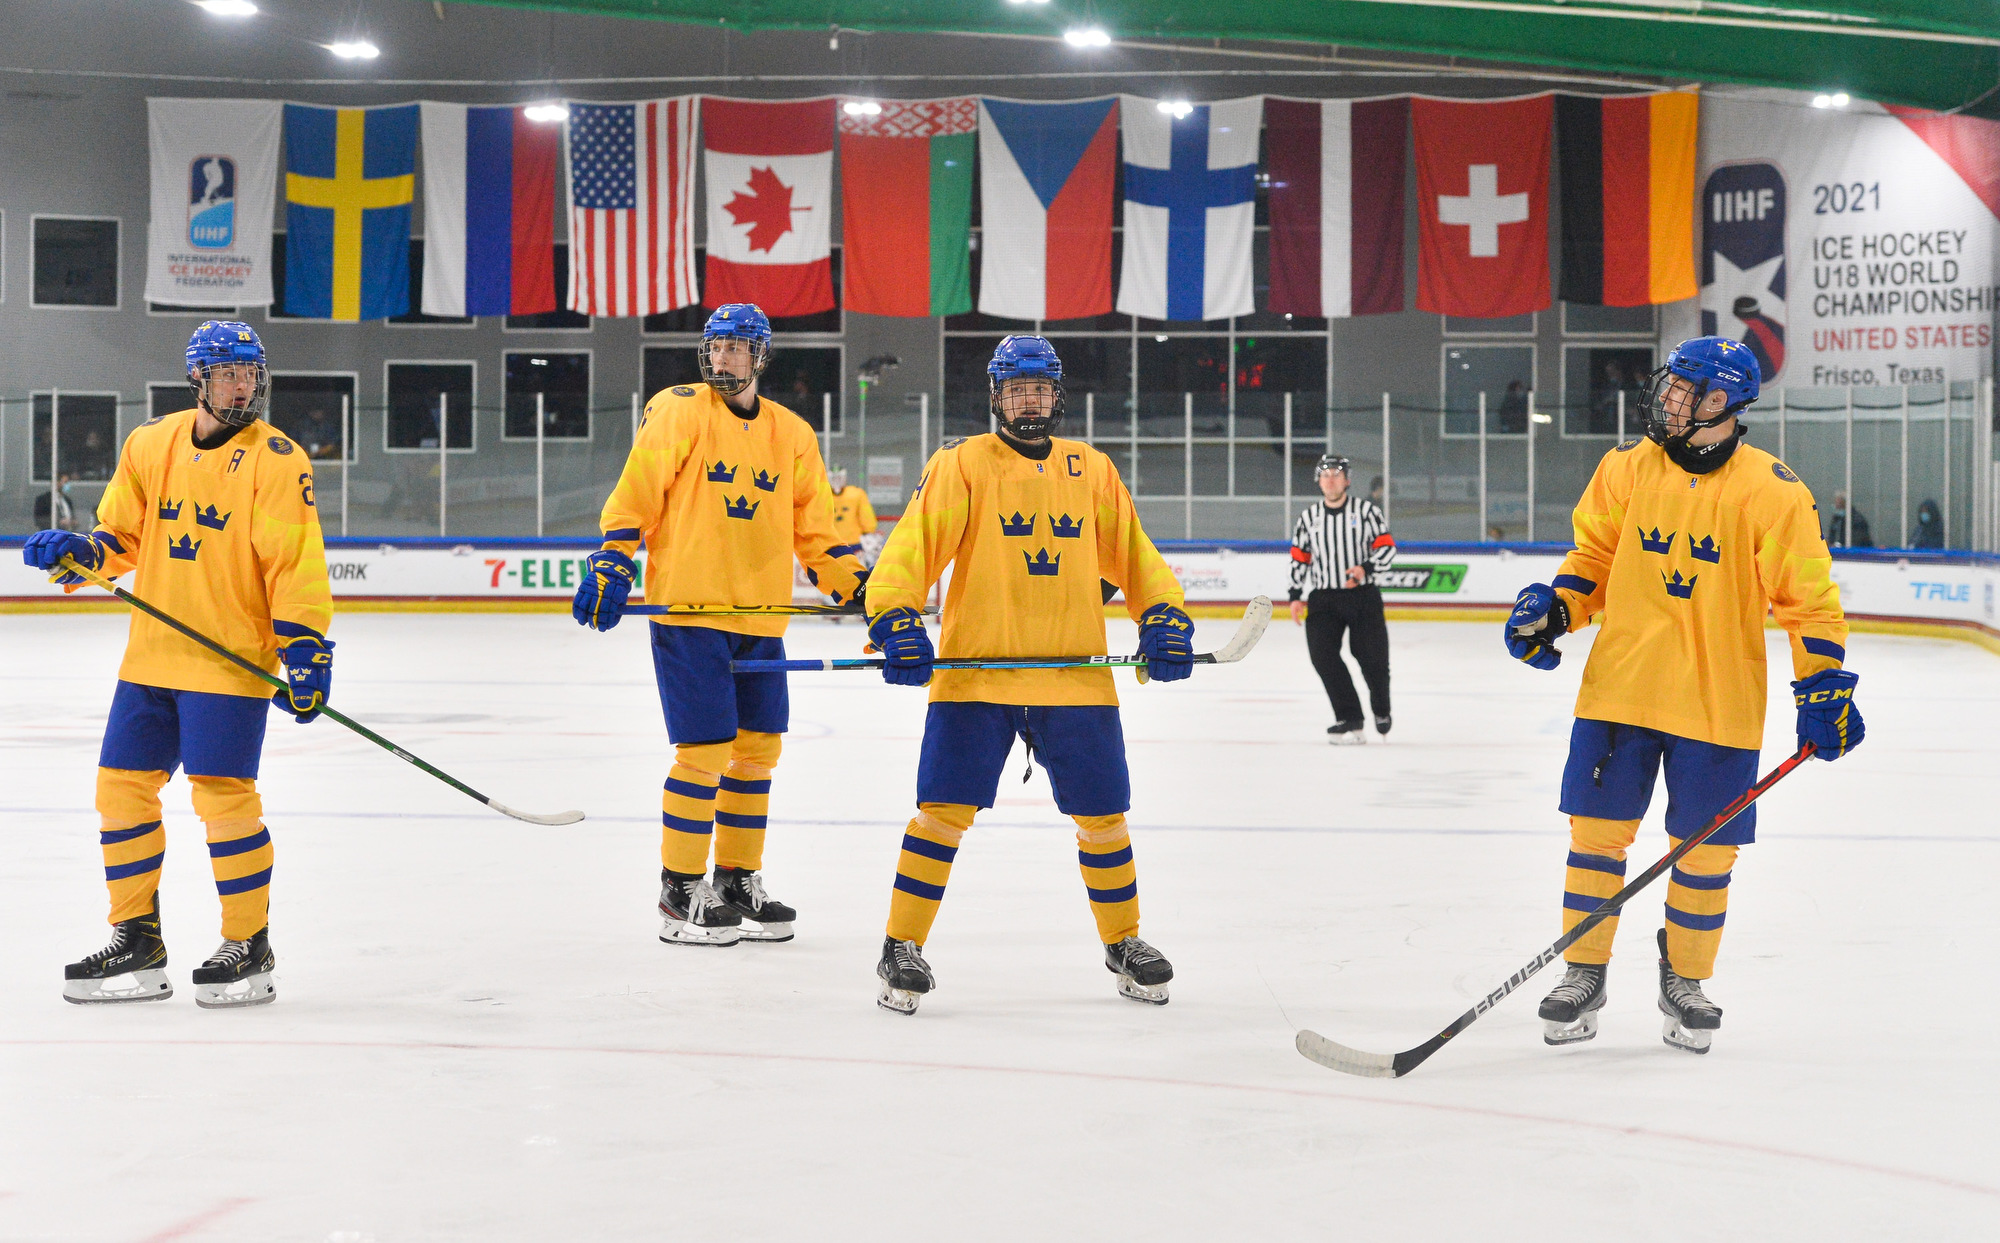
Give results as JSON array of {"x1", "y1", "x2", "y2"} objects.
[
  {"x1": 988, "y1": 334, "x2": 1065, "y2": 441},
  {"x1": 185, "y1": 319, "x2": 269, "y2": 427},
  {"x1": 701, "y1": 303, "x2": 772, "y2": 397},
  {"x1": 1643, "y1": 335, "x2": 1758, "y2": 469}
]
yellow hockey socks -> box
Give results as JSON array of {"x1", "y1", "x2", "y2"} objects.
[
  {"x1": 1562, "y1": 816, "x2": 1639, "y2": 966},
  {"x1": 1075, "y1": 815, "x2": 1140, "y2": 944},
  {"x1": 97, "y1": 767, "x2": 169, "y2": 926},
  {"x1": 191, "y1": 776, "x2": 271, "y2": 941},
  {"x1": 1663, "y1": 841, "x2": 1737, "y2": 980},
  {"x1": 886, "y1": 804, "x2": 972, "y2": 945},
  {"x1": 661, "y1": 740, "x2": 733, "y2": 877},
  {"x1": 714, "y1": 730, "x2": 780, "y2": 872}
]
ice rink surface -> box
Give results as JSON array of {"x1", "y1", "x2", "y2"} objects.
[{"x1": 1, "y1": 610, "x2": 1995, "y2": 1241}]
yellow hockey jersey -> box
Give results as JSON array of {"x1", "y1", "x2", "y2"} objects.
[
  {"x1": 599, "y1": 384, "x2": 863, "y2": 638},
  {"x1": 866, "y1": 434, "x2": 1185, "y2": 706},
  {"x1": 78, "y1": 409, "x2": 332, "y2": 699},
  {"x1": 829, "y1": 484, "x2": 878, "y2": 547},
  {"x1": 1552, "y1": 436, "x2": 1847, "y2": 750}
]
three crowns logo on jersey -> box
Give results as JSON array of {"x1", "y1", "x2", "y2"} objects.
[{"x1": 1640, "y1": 525, "x2": 1719, "y2": 598}]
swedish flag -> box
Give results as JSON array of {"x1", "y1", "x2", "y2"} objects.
[{"x1": 283, "y1": 104, "x2": 417, "y2": 320}]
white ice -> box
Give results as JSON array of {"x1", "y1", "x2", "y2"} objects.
[{"x1": 1, "y1": 612, "x2": 1995, "y2": 1241}]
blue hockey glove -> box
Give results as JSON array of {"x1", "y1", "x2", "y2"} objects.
[
  {"x1": 273, "y1": 631, "x2": 335, "y2": 724},
  {"x1": 22, "y1": 529, "x2": 103, "y2": 584},
  {"x1": 1135, "y1": 603, "x2": 1196, "y2": 684},
  {"x1": 572, "y1": 550, "x2": 637, "y2": 631},
  {"x1": 1793, "y1": 668, "x2": 1863, "y2": 760},
  {"x1": 868, "y1": 607, "x2": 934, "y2": 687},
  {"x1": 1505, "y1": 583, "x2": 1569, "y2": 671}
]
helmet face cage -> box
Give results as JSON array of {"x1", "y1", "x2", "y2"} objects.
[
  {"x1": 188, "y1": 360, "x2": 270, "y2": 428},
  {"x1": 987, "y1": 335, "x2": 1065, "y2": 441},
  {"x1": 1642, "y1": 364, "x2": 1736, "y2": 448},
  {"x1": 989, "y1": 375, "x2": 1066, "y2": 441},
  {"x1": 184, "y1": 320, "x2": 269, "y2": 427},
  {"x1": 699, "y1": 334, "x2": 770, "y2": 397}
]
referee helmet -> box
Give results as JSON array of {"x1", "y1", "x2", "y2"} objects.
[{"x1": 1314, "y1": 453, "x2": 1351, "y2": 480}]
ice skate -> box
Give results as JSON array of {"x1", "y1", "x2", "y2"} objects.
[
  {"x1": 63, "y1": 897, "x2": 171, "y2": 1005},
  {"x1": 1374, "y1": 713, "x2": 1392, "y2": 738},
  {"x1": 191, "y1": 928, "x2": 275, "y2": 1009},
  {"x1": 1105, "y1": 936, "x2": 1172, "y2": 1004},
  {"x1": 712, "y1": 865, "x2": 795, "y2": 942},
  {"x1": 1657, "y1": 929, "x2": 1721, "y2": 1054},
  {"x1": 876, "y1": 936, "x2": 934, "y2": 1015},
  {"x1": 659, "y1": 871, "x2": 742, "y2": 946},
  {"x1": 1537, "y1": 961, "x2": 1607, "y2": 1045},
  {"x1": 1327, "y1": 719, "x2": 1365, "y2": 745}
]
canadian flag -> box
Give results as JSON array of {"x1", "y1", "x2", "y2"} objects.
[
  {"x1": 703, "y1": 97, "x2": 836, "y2": 317},
  {"x1": 1413, "y1": 94, "x2": 1553, "y2": 318}
]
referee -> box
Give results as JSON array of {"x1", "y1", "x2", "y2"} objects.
[{"x1": 1288, "y1": 454, "x2": 1396, "y2": 741}]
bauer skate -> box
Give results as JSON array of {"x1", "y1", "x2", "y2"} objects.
[
  {"x1": 192, "y1": 928, "x2": 276, "y2": 1009},
  {"x1": 1327, "y1": 719, "x2": 1366, "y2": 745},
  {"x1": 658, "y1": 871, "x2": 742, "y2": 947},
  {"x1": 1105, "y1": 936, "x2": 1173, "y2": 1005},
  {"x1": 1657, "y1": 929, "x2": 1722, "y2": 1054},
  {"x1": 712, "y1": 866, "x2": 795, "y2": 943},
  {"x1": 1538, "y1": 962, "x2": 1607, "y2": 1045},
  {"x1": 876, "y1": 936, "x2": 934, "y2": 1015},
  {"x1": 63, "y1": 897, "x2": 172, "y2": 1005}
]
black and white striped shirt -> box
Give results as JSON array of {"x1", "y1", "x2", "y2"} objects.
[{"x1": 1288, "y1": 498, "x2": 1396, "y2": 598}]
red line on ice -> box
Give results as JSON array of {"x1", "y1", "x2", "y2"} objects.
[{"x1": 135, "y1": 1196, "x2": 255, "y2": 1242}]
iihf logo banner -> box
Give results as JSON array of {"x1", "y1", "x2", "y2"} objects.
[
  {"x1": 145, "y1": 98, "x2": 281, "y2": 307},
  {"x1": 1691, "y1": 94, "x2": 2000, "y2": 388}
]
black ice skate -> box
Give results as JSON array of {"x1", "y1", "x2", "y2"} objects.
[
  {"x1": 191, "y1": 928, "x2": 276, "y2": 1009},
  {"x1": 1104, "y1": 936, "x2": 1173, "y2": 1005},
  {"x1": 1374, "y1": 713, "x2": 1392, "y2": 738},
  {"x1": 1657, "y1": 928, "x2": 1722, "y2": 1054},
  {"x1": 1327, "y1": 719, "x2": 1365, "y2": 746},
  {"x1": 876, "y1": 936, "x2": 934, "y2": 1015},
  {"x1": 658, "y1": 870, "x2": 742, "y2": 947},
  {"x1": 1537, "y1": 961, "x2": 1607, "y2": 1045},
  {"x1": 712, "y1": 866, "x2": 795, "y2": 943},
  {"x1": 63, "y1": 897, "x2": 171, "y2": 1005}
]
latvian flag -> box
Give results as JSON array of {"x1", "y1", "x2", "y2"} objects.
[
  {"x1": 1556, "y1": 92, "x2": 1699, "y2": 306},
  {"x1": 977, "y1": 97, "x2": 1118, "y2": 321},
  {"x1": 1265, "y1": 97, "x2": 1408, "y2": 318},
  {"x1": 564, "y1": 97, "x2": 700, "y2": 318},
  {"x1": 417, "y1": 103, "x2": 559, "y2": 317}
]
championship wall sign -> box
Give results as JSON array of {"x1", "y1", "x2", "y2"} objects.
[{"x1": 1693, "y1": 92, "x2": 2000, "y2": 388}]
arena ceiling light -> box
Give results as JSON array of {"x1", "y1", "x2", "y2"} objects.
[
  {"x1": 1811, "y1": 91, "x2": 1853, "y2": 108},
  {"x1": 523, "y1": 103, "x2": 570, "y2": 123},
  {"x1": 328, "y1": 40, "x2": 381, "y2": 60},
  {"x1": 1063, "y1": 26, "x2": 1112, "y2": 49},
  {"x1": 1005, "y1": 0, "x2": 1052, "y2": 5},
  {"x1": 842, "y1": 99, "x2": 883, "y2": 117},
  {"x1": 1156, "y1": 99, "x2": 1194, "y2": 119},
  {"x1": 195, "y1": 0, "x2": 258, "y2": 15}
]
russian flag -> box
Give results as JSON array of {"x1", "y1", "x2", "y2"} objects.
[
  {"x1": 977, "y1": 97, "x2": 1118, "y2": 322},
  {"x1": 418, "y1": 102, "x2": 558, "y2": 317}
]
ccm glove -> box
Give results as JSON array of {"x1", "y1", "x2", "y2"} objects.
[
  {"x1": 867, "y1": 607, "x2": 934, "y2": 687},
  {"x1": 1793, "y1": 668, "x2": 1864, "y2": 760},
  {"x1": 1135, "y1": 603, "x2": 1196, "y2": 684},
  {"x1": 572, "y1": 550, "x2": 637, "y2": 631},
  {"x1": 22, "y1": 529, "x2": 104, "y2": 584},
  {"x1": 273, "y1": 632, "x2": 335, "y2": 724},
  {"x1": 1505, "y1": 583, "x2": 1570, "y2": 671}
]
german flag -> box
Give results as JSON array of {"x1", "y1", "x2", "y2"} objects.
[{"x1": 1557, "y1": 92, "x2": 1698, "y2": 306}]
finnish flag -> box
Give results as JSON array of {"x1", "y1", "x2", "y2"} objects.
[{"x1": 1116, "y1": 96, "x2": 1262, "y2": 322}]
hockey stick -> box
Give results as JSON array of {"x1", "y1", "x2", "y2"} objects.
[
  {"x1": 55, "y1": 556, "x2": 585, "y2": 827},
  {"x1": 729, "y1": 596, "x2": 1273, "y2": 673},
  {"x1": 1296, "y1": 742, "x2": 1815, "y2": 1079},
  {"x1": 622, "y1": 603, "x2": 933, "y2": 618}
]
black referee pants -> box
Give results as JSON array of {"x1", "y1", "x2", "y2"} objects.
[{"x1": 1305, "y1": 586, "x2": 1391, "y2": 724}]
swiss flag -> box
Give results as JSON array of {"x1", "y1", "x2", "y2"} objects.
[
  {"x1": 703, "y1": 97, "x2": 836, "y2": 316},
  {"x1": 1413, "y1": 95, "x2": 1552, "y2": 318}
]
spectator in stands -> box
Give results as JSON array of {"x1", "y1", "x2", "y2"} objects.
[
  {"x1": 1910, "y1": 499, "x2": 1944, "y2": 549},
  {"x1": 1497, "y1": 380, "x2": 1530, "y2": 434},
  {"x1": 1368, "y1": 475, "x2": 1384, "y2": 508},
  {"x1": 1827, "y1": 491, "x2": 1873, "y2": 548}
]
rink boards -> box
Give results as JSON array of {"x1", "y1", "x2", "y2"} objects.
[{"x1": 3, "y1": 537, "x2": 1996, "y2": 649}]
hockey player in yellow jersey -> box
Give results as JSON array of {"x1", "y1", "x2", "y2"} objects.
[
  {"x1": 826, "y1": 466, "x2": 878, "y2": 560},
  {"x1": 865, "y1": 335, "x2": 1193, "y2": 1014},
  {"x1": 21, "y1": 321, "x2": 332, "y2": 1009},
  {"x1": 1505, "y1": 336, "x2": 1863, "y2": 1054},
  {"x1": 571, "y1": 304, "x2": 865, "y2": 947}
]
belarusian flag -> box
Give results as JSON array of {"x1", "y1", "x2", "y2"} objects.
[{"x1": 839, "y1": 97, "x2": 975, "y2": 317}]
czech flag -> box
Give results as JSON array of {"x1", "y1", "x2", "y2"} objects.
[
  {"x1": 418, "y1": 103, "x2": 559, "y2": 317},
  {"x1": 283, "y1": 103, "x2": 418, "y2": 321},
  {"x1": 976, "y1": 97, "x2": 1118, "y2": 322},
  {"x1": 1556, "y1": 92, "x2": 1699, "y2": 307}
]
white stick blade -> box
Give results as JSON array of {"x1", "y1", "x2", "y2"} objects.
[
  {"x1": 492, "y1": 804, "x2": 587, "y2": 826},
  {"x1": 1209, "y1": 596, "x2": 1273, "y2": 664},
  {"x1": 1295, "y1": 1029, "x2": 1397, "y2": 1078}
]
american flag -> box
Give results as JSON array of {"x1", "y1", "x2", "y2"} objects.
[{"x1": 565, "y1": 98, "x2": 698, "y2": 317}]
